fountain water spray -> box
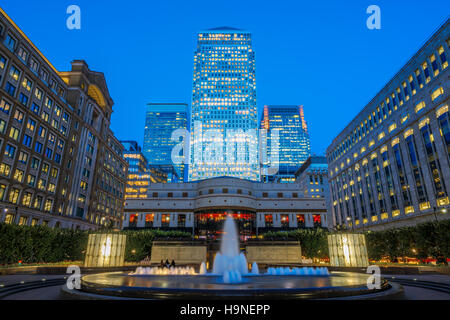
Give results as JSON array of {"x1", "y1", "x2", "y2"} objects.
[{"x1": 212, "y1": 215, "x2": 254, "y2": 283}]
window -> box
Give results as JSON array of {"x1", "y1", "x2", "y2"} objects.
[
  {"x1": 26, "y1": 118, "x2": 36, "y2": 131},
  {"x1": 13, "y1": 110, "x2": 24, "y2": 123},
  {"x1": 161, "y1": 214, "x2": 170, "y2": 227},
  {"x1": 31, "y1": 103, "x2": 40, "y2": 115},
  {"x1": 31, "y1": 157, "x2": 40, "y2": 169},
  {"x1": 4, "y1": 34, "x2": 16, "y2": 51},
  {"x1": 41, "y1": 111, "x2": 49, "y2": 122},
  {"x1": 13, "y1": 169, "x2": 24, "y2": 182},
  {"x1": 22, "y1": 77, "x2": 32, "y2": 91},
  {"x1": 30, "y1": 58, "x2": 39, "y2": 73},
  {"x1": 54, "y1": 153, "x2": 61, "y2": 164},
  {"x1": 438, "y1": 46, "x2": 448, "y2": 69},
  {"x1": 9, "y1": 127, "x2": 20, "y2": 141},
  {"x1": 9, "y1": 66, "x2": 20, "y2": 82},
  {"x1": 27, "y1": 174, "x2": 36, "y2": 186},
  {"x1": 48, "y1": 183, "x2": 56, "y2": 193},
  {"x1": 45, "y1": 147, "x2": 52, "y2": 159},
  {"x1": 38, "y1": 126, "x2": 46, "y2": 138},
  {"x1": 431, "y1": 87, "x2": 444, "y2": 101},
  {"x1": 38, "y1": 179, "x2": 46, "y2": 190},
  {"x1": 51, "y1": 119, "x2": 59, "y2": 130},
  {"x1": 34, "y1": 88, "x2": 43, "y2": 100},
  {"x1": 0, "y1": 99, "x2": 11, "y2": 114},
  {"x1": 0, "y1": 54, "x2": 6, "y2": 70},
  {"x1": 18, "y1": 151, "x2": 28, "y2": 164},
  {"x1": 34, "y1": 195, "x2": 43, "y2": 210},
  {"x1": 22, "y1": 192, "x2": 32, "y2": 207},
  {"x1": 0, "y1": 119, "x2": 6, "y2": 134},
  {"x1": 4, "y1": 144, "x2": 16, "y2": 158},
  {"x1": 0, "y1": 184, "x2": 6, "y2": 201},
  {"x1": 17, "y1": 47, "x2": 28, "y2": 62},
  {"x1": 54, "y1": 105, "x2": 62, "y2": 117},
  {"x1": 21, "y1": 134, "x2": 31, "y2": 149},
  {"x1": 296, "y1": 214, "x2": 305, "y2": 227},
  {"x1": 44, "y1": 97, "x2": 53, "y2": 108},
  {"x1": 34, "y1": 142, "x2": 43, "y2": 153},
  {"x1": 0, "y1": 163, "x2": 11, "y2": 177},
  {"x1": 41, "y1": 163, "x2": 49, "y2": 174},
  {"x1": 415, "y1": 101, "x2": 426, "y2": 113},
  {"x1": 44, "y1": 199, "x2": 53, "y2": 213},
  {"x1": 50, "y1": 168, "x2": 58, "y2": 179},
  {"x1": 5, "y1": 82, "x2": 16, "y2": 96},
  {"x1": 8, "y1": 188, "x2": 20, "y2": 204}
]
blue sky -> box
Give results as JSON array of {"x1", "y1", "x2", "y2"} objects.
[{"x1": 1, "y1": 1, "x2": 449, "y2": 155}]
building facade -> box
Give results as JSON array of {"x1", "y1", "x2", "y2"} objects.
[
  {"x1": 123, "y1": 177, "x2": 329, "y2": 239},
  {"x1": 326, "y1": 19, "x2": 450, "y2": 231},
  {"x1": 188, "y1": 27, "x2": 260, "y2": 182},
  {"x1": 143, "y1": 103, "x2": 188, "y2": 181},
  {"x1": 261, "y1": 105, "x2": 311, "y2": 183},
  {"x1": 0, "y1": 8, "x2": 127, "y2": 230},
  {"x1": 121, "y1": 141, "x2": 150, "y2": 200}
]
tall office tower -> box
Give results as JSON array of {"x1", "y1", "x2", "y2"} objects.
[
  {"x1": 0, "y1": 8, "x2": 127, "y2": 230},
  {"x1": 143, "y1": 103, "x2": 188, "y2": 182},
  {"x1": 260, "y1": 105, "x2": 311, "y2": 183},
  {"x1": 327, "y1": 19, "x2": 450, "y2": 231},
  {"x1": 188, "y1": 27, "x2": 260, "y2": 182}
]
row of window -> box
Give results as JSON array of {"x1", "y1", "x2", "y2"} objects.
[
  {"x1": 330, "y1": 104, "x2": 450, "y2": 226},
  {"x1": 329, "y1": 38, "x2": 450, "y2": 164}
]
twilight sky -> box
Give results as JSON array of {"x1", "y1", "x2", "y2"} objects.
[{"x1": 2, "y1": 0, "x2": 449, "y2": 155}]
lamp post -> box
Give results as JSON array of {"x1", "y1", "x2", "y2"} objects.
[{"x1": 346, "y1": 216, "x2": 354, "y2": 232}]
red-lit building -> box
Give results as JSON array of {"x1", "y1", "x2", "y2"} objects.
[{"x1": 123, "y1": 177, "x2": 328, "y2": 239}]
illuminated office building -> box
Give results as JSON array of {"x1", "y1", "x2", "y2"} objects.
[
  {"x1": 327, "y1": 19, "x2": 450, "y2": 231},
  {"x1": 188, "y1": 27, "x2": 260, "y2": 182},
  {"x1": 143, "y1": 103, "x2": 188, "y2": 181},
  {"x1": 121, "y1": 141, "x2": 149, "y2": 199},
  {"x1": 261, "y1": 105, "x2": 310, "y2": 182},
  {"x1": 0, "y1": 8, "x2": 127, "y2": 230}
]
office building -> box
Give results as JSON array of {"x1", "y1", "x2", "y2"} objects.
[
  {"x1": 261, "y1": 105, "x2": 311, "y2": 182},
  {"x1": 326, "y1": 19, "x2": 450, "y2": 231},
  {"x1": 143, "y1": 103, "x2": 188, "y2": 181},
  {"x1": 0, "y1": 8, "x2": 127, "y2": 230},
  {"x1": 121, "y1": 141, "x2": 150, "y2": 200},
  {"x1": 188, "y1": 27, "x2": 260, "y2": 182}
]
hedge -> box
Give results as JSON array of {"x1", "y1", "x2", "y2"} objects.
[
  {"x1": 0, "y1": 223, "x2": 88, "y2": 265},
  {"x1": 0, "y1": 223, "x2": 190, "y2": 265},
  {"x1": 262, "y1": 228, "x2": 329, "y2": 258},
  {"x1": 262, "y1": 219, "x2": 450, "y2": 260}
]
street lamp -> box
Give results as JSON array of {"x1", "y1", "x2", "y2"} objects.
[
  {"x1": 432, "y1": 206, "x2": 447, "y2": 223},
  {"x1": 346, "y1": 216, "x2": 354, "y2": 232}
]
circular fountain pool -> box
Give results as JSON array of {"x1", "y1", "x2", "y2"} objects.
[
  {"x1": 75, "y1": 271, "x2": 395, "y2": 299},
  {"x1": 64, "y1": 217, "x2": 402, "y2": 300}
]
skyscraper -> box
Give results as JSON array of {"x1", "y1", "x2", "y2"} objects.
[
  {"x1": 188, "y1": 27, "x2": 260, "y2": 181},
  {"x1": 143, "y1": 103, "x2": 188, "y2": 181},
  {"x1": 260, "y1": 105, "x2": 311, "y2": 182}
]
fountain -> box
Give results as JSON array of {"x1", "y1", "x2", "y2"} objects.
[
  {"x1": 67, "y1": 216, "x2": 401, "y2": 299},
  {"x1": 211, "y1": 216, "x2": 251, "y2": 282}
]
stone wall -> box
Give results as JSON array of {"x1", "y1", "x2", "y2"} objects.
[
  {"x1": 245, "y1": 242, "x2": 302, "y2": 265},
  {"x1": 150, "y1": 242, "x2": 207, "y2": 265}
]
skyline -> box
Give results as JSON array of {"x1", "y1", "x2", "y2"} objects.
[{"x1": 1, "y1": 1, "x2": 449, "y2": 156}]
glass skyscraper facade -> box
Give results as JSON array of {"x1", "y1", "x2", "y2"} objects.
[
  {"x1": 143, "y1": 103, "x2": 188, "y2": 181},
  {"x1": 261, "y1": 105, "x2": 311, "y2": 182},
  {"x1": 188, "y1": 27, "x2": 260, "y2": 181}
]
